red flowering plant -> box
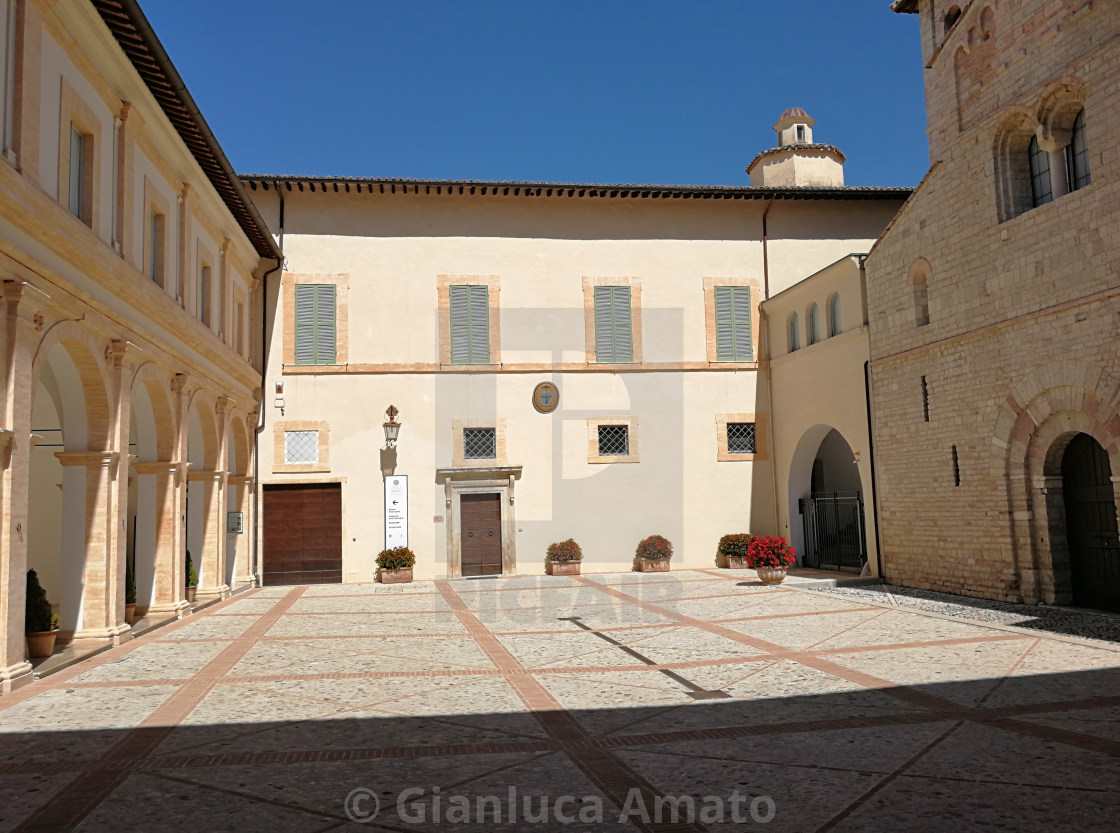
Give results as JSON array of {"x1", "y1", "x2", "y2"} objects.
[
  {"x1": 547, "y1": 539, "x2": 583, "y2": 563},
  {"x1": 745, "y1": 536, "x2": 796, "y2": 569},
  {"x1": 717, "y1": 533, "x2": 756, "y2": 564},
  {"x1": 636, "y1": 534, "x2": 673, "y2": 561},
  {"x1": 375, "y1": 547, "x2": 416, "y2": 571}
]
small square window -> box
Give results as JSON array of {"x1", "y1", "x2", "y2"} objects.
[
  {"x1": 597, "y1": 425, "x2": 629, "y2": 457},
  {"x1": 284, "y1": 430, "x2": 319, "y2": 464},
  {"x1": 727, "y1": 422, "x2": 756, "y2": 455},
  {"x1": 463, "y1": 428, "x2": 496, "y2": 460}
]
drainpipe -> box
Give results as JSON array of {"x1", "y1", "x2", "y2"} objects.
[
  {"x1": 252, "y1": 184, "x2": 284, "y2": 586},
  {"x1": 761, "y1": 195, "x2": 777, "y2": 299},
  {"x1": 859, "y1": 256, "x2": 883, "y2": 578}
]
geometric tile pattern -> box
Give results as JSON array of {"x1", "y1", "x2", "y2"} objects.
[{"x1": 1, "y1": 570, "x2": 1118, "y2": 831}]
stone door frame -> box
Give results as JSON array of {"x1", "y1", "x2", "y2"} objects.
[{"x1": 436, "y1": 466, "x2": 522, "y2": 579}]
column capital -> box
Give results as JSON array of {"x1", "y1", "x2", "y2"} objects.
[
  {"x1": 227, "y1": 474, "x2": 253, "y2": 487},
  {"x1": 55, "y1": 450, "x2": 121, "y2": 470},
  {"x1": 187, "y1": 469, "x2": 226, "y2": 484}
]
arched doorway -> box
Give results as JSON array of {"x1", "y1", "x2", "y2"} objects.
[
  {"x1": 801, "y1": 429, "x2": 866, "y2": 571},
  {"x1": 1062, "y1": 433, "x2": 1120, "y2": 611}
]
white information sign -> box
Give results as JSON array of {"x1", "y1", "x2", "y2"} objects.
[{"x1": 385, "y1": 475, "x2": 409, "y2": 548}]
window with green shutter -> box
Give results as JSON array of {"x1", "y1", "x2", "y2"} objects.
[
  {"x1": 293, "y1": 284, "x2": 337, "y2": 365},
  {"x1": 449, "y1": 285, "x2": 490, "y2": 364},
  {"x1": 714, "y1": 286, "x2": 752, "y2": 361},
  {"x1": 593, "y1": 285, "x2": 633, "y2": 363}
]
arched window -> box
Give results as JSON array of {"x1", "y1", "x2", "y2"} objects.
[
  {"x1": 828, "y1": 293, "x2": 842, "y2": 337},
  {"x1": 944, "y1": 5, "x2": 963, "y2": 34},
  {"x1": 788, "y1": 312, "x2": 800, "y2": 352},
  {"x1": 1028, "y1": 135, "x2": 1053, "y2": 207},
  {"x1": 807, "y1": 303, "x2": 820, "y2": 345},
  {"x1": 1066, "y1": 108, "x2": 1091, "y2": 191}
]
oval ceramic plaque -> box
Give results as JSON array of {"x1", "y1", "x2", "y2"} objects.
[{"x1": 532, "y1": 382, "x2": 559, "y2": 414}]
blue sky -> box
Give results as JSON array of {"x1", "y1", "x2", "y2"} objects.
[{"x1": 140, "y1": 1, "x2": 928, "y2": 187}]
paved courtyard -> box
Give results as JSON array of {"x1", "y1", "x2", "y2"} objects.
[{"x1": 1, "y1": 569, "x2": 1119, "y2": 832}]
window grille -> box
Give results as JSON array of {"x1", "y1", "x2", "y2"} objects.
[
  {"x1": 597, "y1": 424, "x2": 629, "y2": 457},
  {"x1": 463, "y1": 428, "x2": 496, "y2": 460},
  {"x1": 727, "y1": 422, "x2": 756, "y2": 455},
  {"x1": 284, "y1": 430, "x2": 319, "y2": 464}
]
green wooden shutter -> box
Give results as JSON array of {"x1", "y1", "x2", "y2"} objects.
[
  {"x1": 594, "y1": 286, "x2": 632, "y2": 363},
  {"x1": 294, "y1": 285, "x2": 316, "y2": 365},
  {"x1": 449, "y1": 285, "x2": 470, "y2": 364},
  {"x1": 715, "y1": 286, "x2": 751, "y2": 361},
  {"x1": 468, "y1": 285, "x2": 489, "y2": 363},
  {"x1": 315, "y1": 284, "x2": 336, "y2": 364}
]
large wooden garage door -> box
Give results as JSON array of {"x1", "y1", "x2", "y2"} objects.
[
  {"x1": 262, "y1": 483, "x2": 342, "y2": 584},
  {"x1": 461, "y1": 493, "x2": 503, "y2": 576}
]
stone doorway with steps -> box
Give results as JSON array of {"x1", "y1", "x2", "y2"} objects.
[{"x1": 437, "y1": 466, "x2": 521, "y2": 578}]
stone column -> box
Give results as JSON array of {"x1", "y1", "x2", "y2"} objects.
[
  {"x1": 227, "y1": 474, "x2": 253, "y2": 589},
  {"x1": 54, "y1": 451, "x2": 131, "y2": 645},
  {"x1": 190, "y1": 469, "x2": 229, "y2": 602},
  {"x1": 134, "y1": 460, "x2": 190, "y2": 619},
  {"x1": 0, "y1": 281, "x2": 37, "y2": 692}
]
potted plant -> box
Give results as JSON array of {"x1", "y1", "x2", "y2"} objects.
[
  {"x1": 376, "y1": 546, "x2": 416, "y2": 584},
  {"x1": 636, "y1": 534, "x2": 673, "y2": 572},
  {"x1": 546, "y1": 538, "x2": 583, "y2": 576},
  {"x1": 125, "y1": 554, "x2": 137, "y2": 625},
  {"x1": 718, "y1": 533, "x2": 756, "y2": 569},
  {"x1": 745, "y1": 535, "x2": 797, "y2": 585},
  {"x1": 185, "y1": 550, "x2": 198, "y2": 603},
  {"x1": 25, "y1": 570, "x2": 60, "y2": 659}
]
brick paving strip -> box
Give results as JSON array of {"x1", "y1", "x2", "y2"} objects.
[
  {"x1": 10, "y1": 586, "x2": 307, "y2": 833},
  {"x1": 435, "y1": 580, "x2": 706, "y2": 833},
  {"x1": 572, "y1": 576, "x2": 1120, "y2": 758}
]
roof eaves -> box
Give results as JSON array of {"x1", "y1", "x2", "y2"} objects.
[
  {"x1": 89, "y1": 0, "x2": 280, "y2": 261},
  {"x1": 745, "y1": 143, "x2": 847, "y2": 174}
]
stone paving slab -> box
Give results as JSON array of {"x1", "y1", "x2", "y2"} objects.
[{"x1": 0, "y1": 570, "x2": 1118, "y2": 832}]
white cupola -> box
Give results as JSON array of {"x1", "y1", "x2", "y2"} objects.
[{"x1": 747, "y1": 108, "x2": 846, "y2": 188}]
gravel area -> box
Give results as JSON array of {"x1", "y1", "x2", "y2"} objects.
[{"x1": 804, "y1": 582, "x2": 1120, "y2": 644}]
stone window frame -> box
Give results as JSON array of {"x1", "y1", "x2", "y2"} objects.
[
  {"x1": 582, "y1": 277, "x2": 643, "y2": 365},
  {"x1": 273, "y1": 420, "x2": 330, "y2": 473},
  {"x1": 233, "y1": 289, "x2": 248, "y2": 359},
  {"x1": 702, "y1": 277, "x2": 761, "y2": 365},
  {"x1": 282, "y1": 272, "x2": 349, "y2": 367},
  {"x1": 452, "y1": 418, "x2": 508, "y2": 469},
  {"x1": 437, "y1": 275, "x2": 501, "y2": 367},
  {"x1": 587, "y1": 416, "x2": 639, "y2": 464},
  {"x1": 716, "y1": 413, "x2": 768, "y2": 462},
  {"x1": 195, "y1": 237, "x2": 217, "y2": 330},
  {"x1": 57, "y1": 78, "x2": 101, "y2": 234},
  {"x1": 142, "y1": 177, "x2": 171, "y2": 292}
]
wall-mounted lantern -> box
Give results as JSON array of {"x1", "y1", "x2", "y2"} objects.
[{"x1": 383, "y1": 405, "x2": 401, "y2": 448}]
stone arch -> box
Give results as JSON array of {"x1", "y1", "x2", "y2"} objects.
[
  {"x1": 992, "y1": 106, "x2": 1038, "y2": 222},
  {"x1": 907, "y1": 257, "x2": 932, "y2": 326},
  {"x1": 1037, "y1": 76, "x2": 1088, "y2": 149},
  {"x1": 129, "y1": 362, "x2": 176, "y2": 462},
  {"x1": 31, "y1": 321, "x2": 111, "y2": 451},
  {"x1": 185, "y1": 388, "x2": 220, "y2": 470},
  {"x1": 227, "y1": 413, "x2": 250, "y2": 477},
  {"x1": 990, "y1": 360, "x2": 1120, "y2": 604}
]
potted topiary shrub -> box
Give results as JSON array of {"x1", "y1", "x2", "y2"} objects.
[
  {"x1": 546, "y1": 538, "x2": 583, "y2": 576},
  {"x1": 185, "y1": 550, "x2": 198, "y2": 603},
  {"x1": 746, "y1": 535, "x2": 797, "y2": 585},
  {"x1": 376, "y1": 546, "x2": 416, "y2": 584},
  {"x1": 636, "y1": 534, "x2": 673, "y2": 572},
  {"x1": 25, "y1": 569, "x2": 60, "y2": 659},
  {"x1": 718, "y1": 533, "x2": 756, "y2": 569},
  {"x1": 125, "y1": 555, "x2": 137, "y2": 625}
]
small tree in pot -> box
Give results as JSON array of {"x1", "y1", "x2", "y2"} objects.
[
  {"x1": 718, "y1": 533, "x2": 756, "y2": 569},
  {"x1": 745, "y1": 536, "x2": 797, "y2": 585},
  {"x1": 636, "y1": 535, "x2": 673, "y2": 572},
  {"x1": 185, "y1": 550, "x2": 198, "y2": 603},
  {"x1": 546, "y1": 539, "x2": 583, "y2": 576},
  {"x1": 376, "y1": 547, "x2": 416, "y2": 584},
  {"x1": 125, "y1": 555, "x2": 137, "y2": 625},
  {"x1": 25, "y1": 570, "x2": 60, "y2": 659}
]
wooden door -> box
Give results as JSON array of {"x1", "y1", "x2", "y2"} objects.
[
  {"x1": 262, "y1": 483, "x2": 342, "y2": 584},
  {"x1": 460, "y1": 493, "x2": 502, "y2": 576},
  {"x1": 1062, "y1": 434, "x2": 1120, "y2": 612}
]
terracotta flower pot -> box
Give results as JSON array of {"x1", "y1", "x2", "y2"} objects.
[
  {"x1": 548, "y1": 561, "x2": 581, "y2": 576},
  {"x1": 185, "y1": 586, "x2": 196, "y2": 603},
  {"x1": 379, "y1": 567, "x2": 413, "y2": 584},
  {"x1": 640, "y1": 558, "x2": 670, "y2": 573},
  {"x1": 26, "y1": 631, "x2": 58, "y2": 659},
  {"x1": 125, "y1": 603, "x2": 136, "y2": 625},
  {"x1": 725, "y1": 556, "x2": 747, "y2": 569},
  {"x1": 754, "y1": 567, "x2": 788, "y2": 585}
]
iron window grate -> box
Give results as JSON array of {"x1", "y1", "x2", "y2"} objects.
[
  {"x1": 727, "y1": 422, "x2": 756, "y2": 454},
  {"x1": 284, "y1": 430, "x2": 319, "y2": 464},
  {"x1": 463, "y1": 428, "x2": 497, "y2": 460},
  {"x1": 597, "y1": 425, "x2": 629, "y2": 457}
]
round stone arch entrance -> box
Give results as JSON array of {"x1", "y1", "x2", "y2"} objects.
[{"x1": 993, "y1": 360, "x2": 1120, "y2": 606}]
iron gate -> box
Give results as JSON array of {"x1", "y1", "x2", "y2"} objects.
[{"x1": 800, "y1": 491, "x2": 867, "y2": 571}]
